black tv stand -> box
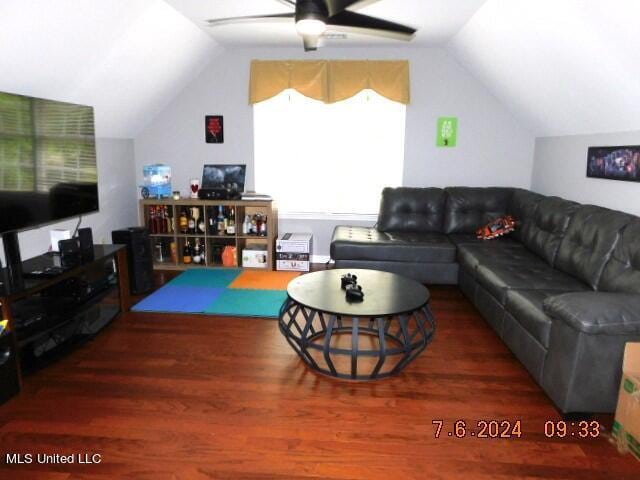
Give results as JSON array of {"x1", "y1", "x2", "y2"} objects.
[{"x1": 0, "y1": 245, "x2": 132, "y2": 403}]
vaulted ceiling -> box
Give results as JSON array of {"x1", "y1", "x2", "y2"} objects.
[
  {"x1": 164, "y1": 0, "x2": 488, "y2": 48},
  {"x1": 2, "y1": 0, "x2": 638, "y2": 138},
  {"x1": 0, "y1": 0, "x2": 220, "y2": 138},
  {"x1": 449, "y1": 0, "x2": 640, "y2": 136}
]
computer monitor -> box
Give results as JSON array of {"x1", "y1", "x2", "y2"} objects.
[{"x1": 201, "y1": 164, "x2": 246, "y2": 193}]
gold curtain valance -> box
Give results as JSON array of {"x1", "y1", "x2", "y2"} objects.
[{"x1": 249, "y1": 60, "x2": 410, "y2": 105}]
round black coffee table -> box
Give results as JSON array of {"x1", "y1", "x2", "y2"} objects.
[{"x1": 278, "y1": 269, "x2": 435, "y2": 380}]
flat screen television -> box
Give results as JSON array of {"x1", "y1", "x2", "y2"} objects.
[{"x1": 0, "y1": 91, "x2": 99, "y2": 235}]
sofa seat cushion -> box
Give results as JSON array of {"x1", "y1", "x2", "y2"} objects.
[
  {"x1": 505, "y1": 289, "x2": 561, "y2": 347},
  {"x1": 330, "y1": 226, "x2": 456, "y2": 263},
  {"x1": 475, "y1": 261, "x2": 589, "y2": 304},
  {"x1": 447, "y1": 233, "x2": 520, "y2": 247},
  {"x1": 457, "y1": 243, "x2": 539, "y2": 274}
]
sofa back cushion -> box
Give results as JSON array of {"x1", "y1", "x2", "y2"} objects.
[
  {"x1": 509, "y1": 189, "x2": 545, "y2": 242},
  {"x1": 520, "y1": 197, "x2": 579, "y2": 266},
  {"x1": 443, "y1": 187, "x2": 513, "y2": 234},
  {"x1": 554, "y1": 205, "x2": 633, "y2": 290},
  {"x1": 599, "y1": 219, "x2": 640, "y2": 293},
  {"x1": 377, "y1": 187, "x2": 445, "y2": 233}
]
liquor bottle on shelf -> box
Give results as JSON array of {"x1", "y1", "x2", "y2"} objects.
[
  {"x1": 198, "y1": 217, "x2": 206, "y2": 234},
  {"x1": 226, "y1": 208, "x2": 236, "y2": 235},
  {"x1": 179, "y1": 208, "x2": 188, "y2": 234},
  {"x1": 164, "y1": 206, "x2": 172, "y2": 233},
  {"x1": 193, "y1": 239, "x2": 203, "y2": 264},
  {"x1": 217, "y1": 206, "x2": 226, "y2": 235},
  {"x1": 188, "y1": 211, "x2": 196, "y2": 234},
  {"x1": 199, "y1": 240, "x2": 206, "y2": 264},
  {"x1": 170, "y1": 241, "x2": 178, "y2": 263},
  {"x1": 255, "y1": 214, "x2": 263, "y2": 236},
  {"x1": 243, "y1": 215, "x2": 251, "y2": 235},
  {"x1": 259, "y1": 215, "x2": 267, "y2": 236},
  {"x1": 148, "y1": 206, "x2": 156, "y2": 234},
  {"x1": 208, "y1": 207, "x2": 218, "y2": 235},
  {"x1": 183, "y1": 241, "x2": 192, "y2": 264},
  {"x1": 159, "y1": 205, "x2": 167, "y2": 233},
  {"x1": 250, "y1": 214, "x2": 258, "y2": 235}
]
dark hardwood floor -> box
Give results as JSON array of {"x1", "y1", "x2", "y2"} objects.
[{"x1": 0, "y1": 269, "x2": 637, "y2": 479}]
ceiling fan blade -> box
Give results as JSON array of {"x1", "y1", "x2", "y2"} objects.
[
  {"x1": 206, "y1": 13, "x2": 295, "y2": 27},
  {"x1": 324, "y1": 0, "x2": 381, "y2": 17},
  {"x1": 274, "y1": 0, "x2": 296, "y2": 7},
  {"x1": 327, "y1": 10, "x2": 415, "y2": 40},
  {"x1": 303, "y1": 35, "x2": 320, "y2": 52}
]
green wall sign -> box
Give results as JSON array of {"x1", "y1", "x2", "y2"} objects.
[{"x1": 437, "y1": 117, "x2": 458, "y2": 147}]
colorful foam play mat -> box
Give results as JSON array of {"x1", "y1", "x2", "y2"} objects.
[{"x1": 132, "y1": 269, "x2": 301, "y2": 317}]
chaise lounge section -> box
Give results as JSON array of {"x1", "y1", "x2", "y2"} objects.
[{"x1": 330, "y1": 187, "x2": 640, "y2": 414}]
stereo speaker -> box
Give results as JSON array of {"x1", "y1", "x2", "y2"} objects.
[
  {"x1": 77, "y1": 227, "x2": 94, "y2": 262},
  {"x1": 111, "y1": 227, "x2": 154, "y2": 295},
  {"x1": 58, "y1": 238, "x2": 81, "y2": 268}
]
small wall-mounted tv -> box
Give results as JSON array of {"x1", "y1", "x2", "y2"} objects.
[{"x1": 0, "y1": 92, "x2": 99, "y2": 234}]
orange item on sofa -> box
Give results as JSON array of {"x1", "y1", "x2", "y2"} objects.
[{"x1": 222, "y1": 246, "x2": 237, "y2": 267}]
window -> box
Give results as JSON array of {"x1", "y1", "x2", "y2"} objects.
[{"x1": 254, "y1": 89, "x2": 405, "y2": 215}]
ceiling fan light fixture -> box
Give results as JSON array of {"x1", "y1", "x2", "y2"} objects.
[{"x1": 296, "y1": 19, "x2": 327, "y2": 36}]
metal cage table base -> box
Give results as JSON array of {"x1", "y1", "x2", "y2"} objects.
[{"x1": 278, "y1": 298, "x2": 436, "y2": 380}]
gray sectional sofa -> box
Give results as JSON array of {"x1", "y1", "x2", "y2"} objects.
[{"x1": 330, "y1": 187, "x2": 640, "y2": 414}]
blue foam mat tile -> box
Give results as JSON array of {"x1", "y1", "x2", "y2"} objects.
[{"x1": 132, "y1": 285, "x2": 225, "y2": 313}]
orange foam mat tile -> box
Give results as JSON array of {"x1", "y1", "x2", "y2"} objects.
[{"x1": 229, "y1": 270, "x2": 301, "y2": 290}]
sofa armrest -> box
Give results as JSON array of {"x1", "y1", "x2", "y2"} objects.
[{"x1": 543, "y1": 292, "x2": 640, "y2": 335}]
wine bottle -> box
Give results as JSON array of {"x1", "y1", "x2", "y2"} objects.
[
  {"x1": 188, "y1": 212, "x2": 196, "y2": 234},
  {"x1": 227, "y1": 207, "x2": 236, "y2": 235},
  {"x1": 193, "y1": 239, "x2": 202, "y2": 264},
  {"x1": 148, "y1": 206, "x2": 156, "y2": 234},
  {"x1": 165, "y1": 206, "x2": 172, "y2": 233},
  {"x1": 159, "y1": 205, "x2": 167, "y2": 233},
  {"x1": 179, "y1": 208, "x2": 188, "y2": 234},
  {"x1": 217, "y1": 206, "x2": 225, "y2": 234},
  {"x1": 243, "y1": 215, "x2": 250, "y2": 235},
  {"x1": 208, "y1": 208, "x2": 217, "y2": 235},
  {"x1": 183, "y1": 241, "x2": 192, "y2": 264},
  {"x1": 260, "y1": 215, "x2": 267, "y2": 236}
]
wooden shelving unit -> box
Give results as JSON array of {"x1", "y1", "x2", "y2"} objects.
[{"x1": 139, "y1": 198, "x2": 277, "y2": 271}]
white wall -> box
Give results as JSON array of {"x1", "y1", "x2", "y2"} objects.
[
  {"x1": 1, "y1": 138, "x2": 138, "y2": 262},
  {"x1": 135, "y1": 46, "x2": 536, "y2": 256},
  {"x1": 532, "y1": 132, "x2": 640, "y2": 216}
]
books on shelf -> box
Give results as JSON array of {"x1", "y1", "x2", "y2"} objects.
[{"x1": 241, "y1": 191, "x2": 272, "y2": 201}]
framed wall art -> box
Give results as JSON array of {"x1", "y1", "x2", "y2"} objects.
[
  {"x1": 437, "y1": 117, "x2": 458, "y2": 147},
  {"x1": 205, "y1": 115, "x2": 224, "y2": 143},
  {"x1": 587, "y1": 146, "x2": 640, "y2": 182}
]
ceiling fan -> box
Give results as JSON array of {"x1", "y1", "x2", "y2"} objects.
[{"x1": 205, "y1": 0, "x2": 417, "y2": 52}]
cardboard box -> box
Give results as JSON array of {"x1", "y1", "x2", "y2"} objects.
[
  {"x1": 241, "y1": 247, "x2": 268, "y2": 269},
  {"x1": 276, "y1": 233, "x2": 312, "y2": 271},
  {"x1": 612, "y1": 342, "x2": 640, "y2": 461},
  {"x1": 276, "y1": 259, "x2": 310, "y2": 272}
]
